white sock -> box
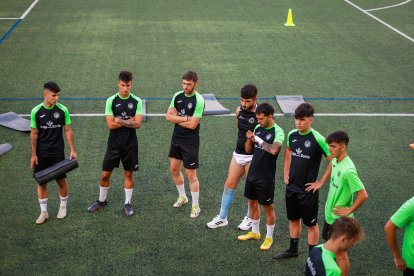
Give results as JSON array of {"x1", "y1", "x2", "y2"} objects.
[
  {"x1": 99, "y1": 186, "x2": 109, "y2": 202},
  {"x1": 266, "y1": 224, "x2": 275, "y2": 239},
  {"x1": 124, "y1": 188, "x2": 133, "y2": 204},
  {"x1": 39, "y1": 198, "x2": 48, "y2": 212},
  {"x1": 252, "y1": 219, "x2": 260, "y2": 234},
  {"x1": 176, "y1": 184, "x2": 186, "y2": 197},
  {"x1": 59, "y1": 196, "x2": 68, "y2": 208},
  {"x1": 191, "y1": 191, "x2": 199, "y2": 206}
]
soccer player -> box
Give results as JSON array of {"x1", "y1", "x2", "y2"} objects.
[
  {"x1": 322, "y1": 130, "x2": 368, "y2": 275},
  {"x1": 274, "y1": 103, "x2": 332, "y2": 259},
  {"x1": 206, "y1": 84, "x2": 258, "y2": 229},
  {"x1": 30, "y1": 81, "x2": 77, "y2": 224},
  {"x1": 237, "y1": 103, "x2": 284, "y2": 250},
  {"x1": 305, "y1": 217, "x2": 364, "y2": 276},
  {"x1": 87, "y1": 71, "x2": 142, "y2": 217},
  {"x1": 166, "y1": 70, "x2": 205, "y2": 218},
  {"x1": 384, "y1": 196, "x2": 414, "y2": 275}
]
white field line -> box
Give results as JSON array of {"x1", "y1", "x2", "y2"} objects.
[
  {"x1": 0, "y1": 18, "x2": 21, "y2": 20},
  {"x1": 365, "y1": 0, "x2": 412, "y2": 11},
  {"x1": 18, "y1": 113, "x2": 414, "y2": 117},
  {"x1": 344, "y1": 0, "x2": 414, "y2": 43},
  {"x1": 20, "y1": 0, "x2": 40, "y2": 19}
]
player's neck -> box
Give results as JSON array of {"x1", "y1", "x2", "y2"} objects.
[
  {"x1": 323, "y1": 241, "x2": 340, "y2": 255},
  {"x1": 336, "y1": 152, "x2": 348, "y2": 162},
  {"x1": 43, "y1": 101, "x2": 54, "y2": 108}
]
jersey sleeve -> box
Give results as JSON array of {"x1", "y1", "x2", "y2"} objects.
[
  {"x1": 169, "y1": 91, "x2": 181, "y2": 109},
  {"x1": 57, "y1": 103, "x2": 71, "y2": 125},
  {"x1": 133, "y1": 95, "x2": 143, "y2": 115},
  {"x1": 274, "y1": 125, "x2": 285, "y2": 144},
  {"x1": 391, "y1": 197, "x2": 414, "y2": 229},
  {"x1": 193, "y1": 93, "x2": 205, "y2": 118},
  {"x1": 105, "y1": 95, "x2": 115, "y2": 116},
  {"x1": 345, "y1": 169, "x2": 365, "y2": 193},
  {"x1": 30, "y1": 107, "x2": 37, "y2": 128},
  {"x1": 312, "y1": 129, "x2": 331, "y2": 156},
  {"x1": 286, "y1": 129, "x2": 296, "y2": 148}
]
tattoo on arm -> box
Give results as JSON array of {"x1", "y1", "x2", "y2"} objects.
[{"x1": 261, "y1": 142, "x2": 282, "y2": 155}]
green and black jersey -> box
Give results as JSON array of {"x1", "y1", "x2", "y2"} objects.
[
  {"x1": 286, "y1": 129, "x2": 330, "y2": 193},
  {"x1": 169, "y1": 91, "x2": 204, "y2": 140},
  {"x1": 105, "y1": 93, "x2": 142, "y2": 148},
  {"x1": 306, "y1": 244, "x2": 341, "y2": 276},
  {"x1": 247, "y1": 124, "x2": 284, "y2": 183},
  {"x1": 30, "y1": 103, "x2": 71, "y2": 157},
  {"x1": 235, "y1": 106, "x2": 258, "y2": 155}
]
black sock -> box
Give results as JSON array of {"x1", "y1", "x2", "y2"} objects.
[
  {"x1": 289, "y1": 238, "x2": 299, "y2": 252},
  {"x1": 308, "y1": 244, "x2": 316, "y2": 255}
]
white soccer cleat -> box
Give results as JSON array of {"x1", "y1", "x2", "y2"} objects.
[
  {"x1": 237, "y1": 216, "x2": 252, "y2": 231},
  {"x1": 36, "y1": 211, "x2": 49, "y2": 224},
  {"x1": 173, "y1": 195, "x2": 189, "y2": 208},
  {"x1": 207, "y1": 215, "x2": 229, "y2": 229},
  {"x1": 57, "y1": 206, "x2": 67, "y2": 219},
  {"x1": 190, "y1": 205, "x2": 201, "y2": 218}
]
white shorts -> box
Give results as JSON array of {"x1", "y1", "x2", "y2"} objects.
[{"x1": 232, "y1": 152, "x2": 253, "y2": 167}]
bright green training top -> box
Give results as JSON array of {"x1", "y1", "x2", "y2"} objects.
[
  {"x1": 306, "y1": 244, "x2": 341, "y2": 276},
  {"x1": 325, "y1": 156, "x2": 365, "y2": 225},
  {"x1": 390, "y1": 196, "x2": 414, "y2": 269}
]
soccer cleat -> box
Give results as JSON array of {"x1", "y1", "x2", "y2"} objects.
[
  {"x1": 260, "y1": 237, "x2": 273, "y2": 250},
  {"x1": 237, "y1": 232, "x2": 261, "y2": 241},
  {"x1": 273, "y1": 249, "x2": 299, "y2": 259},
  {"x1": 173, "y1": 195, "x2": 188, "y2": 208},
  {"x1": 36, "y1": 211, "x2": 49, "y2": 224},
  {"x1": 237, "y1": 216, "x2": 252, "y2": 231},
  {"x1": 87, "y1": 200, "x2": 108, "y2": 213},
  {"x1": 190, "y1": 205, "x2": 201, "y2": 218},
  {"x1": 206, "y1": 215, "x2": 228, "y2": 229},
  {"x1": 124, "y1": 203, "x2": 134, "y2": 217},
  {"x1": 57, "y1": 206, "x2": 67, "y2": 219}
]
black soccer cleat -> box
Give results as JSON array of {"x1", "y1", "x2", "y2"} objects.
[
  {"x1": 87, "y1": 200, "x2": 108, "y2": 213},
  {"x1": 124, "y1": 203, "x2": 134, "y2": 217},
  {"x1": 273, "y1": 249, "x2": 299, "y2": 260}
]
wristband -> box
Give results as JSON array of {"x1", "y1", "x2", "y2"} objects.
[{"x1": 255, "y1": 135, "x2": 264, "y2": 146}]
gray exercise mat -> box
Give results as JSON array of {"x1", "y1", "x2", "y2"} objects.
[
  {"x1": 202, "y1": 94, "x2": 230, "y2": 115},
  {"x1": 0, "y1": 143, "x2": 12, "y2": 156},
  {"x1": 275, "y1": 95, "x2": 305, "y2": 116},
  {"x1": 0, "y1": 112, "x2": 31, "y2": 132}
]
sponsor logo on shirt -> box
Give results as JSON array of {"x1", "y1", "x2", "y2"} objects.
[
  {"x1": 292, "y1": 139, "x2": 297, "y2": 143},
  {"x1": 179, "y1": 109, "x2": 186, "y2": 115},
  {"x1": 238, "y1": 115, "x2": 245, "y2": 120},
  {"x1": 291, "y1": 147, "x2": 310, "y2": 159},
  {"x1": 306, "y1": 257, "x2": 316, "y2": 276},
  {"x1": 177, "y1": 100, "x2": 182, "y2": 103},
  {"x1": 40, "y1": 114, "x2": 46, "y2": 118},
  {"x1": 115, "y1": 104, "x2": 121, "y2": 107},
  {"x1": 40, "y1": 120, "x2": 61, "y2": 129}
]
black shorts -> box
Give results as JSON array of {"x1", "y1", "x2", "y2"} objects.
[
  {"x1": 322, "y1": 221, "x2": 332, "y2": 241},
  {"x1": 244, "y1": 178, "x2": 275, "y2": 205},
  {"x1": 168, "y1": 141, "x2": 199, "y2": 169},
  {"x1": 33, "y1": 154, "x2": 66, "y2": 184},
  {"x1": 102, "y1": 146, "x2": 138, "y2": 172},
  {"x1": 286, "y1": 191, "x2": 319, "y2": 226}
]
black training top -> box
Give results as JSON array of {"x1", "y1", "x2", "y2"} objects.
[
  {"x1": 30, "y1": 103, "x2": 71, "y2": 157},
  {"x1": 235, "y1": 106, "x2": 258, "y2": 155}
]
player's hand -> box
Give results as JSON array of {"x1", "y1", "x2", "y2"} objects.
[
  {"x1": 114, "y1": 117, "x2": 121, "y2": 123},
  {"x1": 393, "y1": 256, "x2": 406, "y2": 271},
  {"x1": 246, "y1": 130, "x2": 255, "y2": 142},
  {"x1": 167, "y1": 108, "x2": 178, "y2": 115},
  {"x1": 30, "y1": 155, "x2": 38, "y2": 170},
  {"x1": 284, "y1": 174, "x2": 289, "y2": 185},
  {"x1": 333, "y1": 206, "x2": 350, "y2": 216},
  {"x1": 70, "y1": 151, "x2": 77, "y2": 160},
  {"x1": 305, "y1": 180, "x2": 322, "y2": 193}
]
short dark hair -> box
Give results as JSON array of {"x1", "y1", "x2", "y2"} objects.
[
  {"x1": 240, "y1": 84, "x2": 257, "y2": 99},
  {"x1": 182, "y1": 70, "x2": 198, "y2": 82},
  {"x1": 294, "y1": 103, "x2": 314, "y2": 119},
  {"x1": 326, "y1": 131, "x2": 349, "y2": 146},
  {"x1": 43, "y1": 81, "x2": 61, "y2": 93},
  {"x1": 329, "y1": 217, "x2": 364, "y2": 242},
  {"x1": 256, "y1": 102, "x2": 274, "y2": 116},
  {"x1": 118, "y1": 71, "x2": 133, "y2": 82}
]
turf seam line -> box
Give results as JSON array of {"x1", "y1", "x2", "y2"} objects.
[
  {"x1": 344, "y1": 0, "x2": 414, "y2": 43},
  {"x1": 0, "y1": 19, "x2": 22, "y2": 44}
]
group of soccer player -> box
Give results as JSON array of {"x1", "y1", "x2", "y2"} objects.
[{"x1": 29, "y1": 70, "x2": 413, "y2": 275}]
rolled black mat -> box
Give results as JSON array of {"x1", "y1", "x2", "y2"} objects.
[{"x1": 34, "y1": 158, "x2": 78, "y2": 184}]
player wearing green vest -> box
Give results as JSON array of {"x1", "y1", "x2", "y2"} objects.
[
  {"x1": 87, "y1": 71, "x2": 143, "y2": 217},
  {"x1": 30, "y1": 81, "x2": 77, "y2": 224},
  {"x1": 323, "y1": 131, "x2": 368, "y2": 275},
  {"x1": 237, "y1": 103, "x2": 284, "y2": 250},
  {"x1": 385, "y1": 196, "x2": 414, "y2": 275},
  {"x1": 306, "y1": 217, "x2": 364, "y2": 276},
  {"x1": 166, "y1": 71, "x2": 205, "y2": 218}
]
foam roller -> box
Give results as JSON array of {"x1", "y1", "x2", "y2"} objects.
[{"x1": 34, "y1": 158, "x2": 78, "y2": 184}]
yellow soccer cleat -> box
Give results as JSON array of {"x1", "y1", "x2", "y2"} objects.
[
  {"x1": 260, "y1": 237, "x2": 273, "y2": 250},
  {"x1": 237, "y1": 232, "x2": 261, "y2": 241}
]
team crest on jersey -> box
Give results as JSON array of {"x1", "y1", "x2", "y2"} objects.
[
  {"x1": 187, "y1": 102, "x2": 193, "y2": 109},
  {"x1": 304, "y1": 140, "x2": 311, "y2": 148},
  {"x1": 248, "y1": 117, "x2": 255, "y2": 124},
  {"x1": 128, "y1": 103, "x2": 134, "y2": 109},
  {"x1": 266, "y1": 133, "x2": 272, "y2": 141},
  {"x1": 53, "y1": 112, "x2": 60, "y2": 119}
]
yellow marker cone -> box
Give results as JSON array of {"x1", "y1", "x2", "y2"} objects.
[{"x1": 284, "y1": 9, "x2": 295, "y2": 27}]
